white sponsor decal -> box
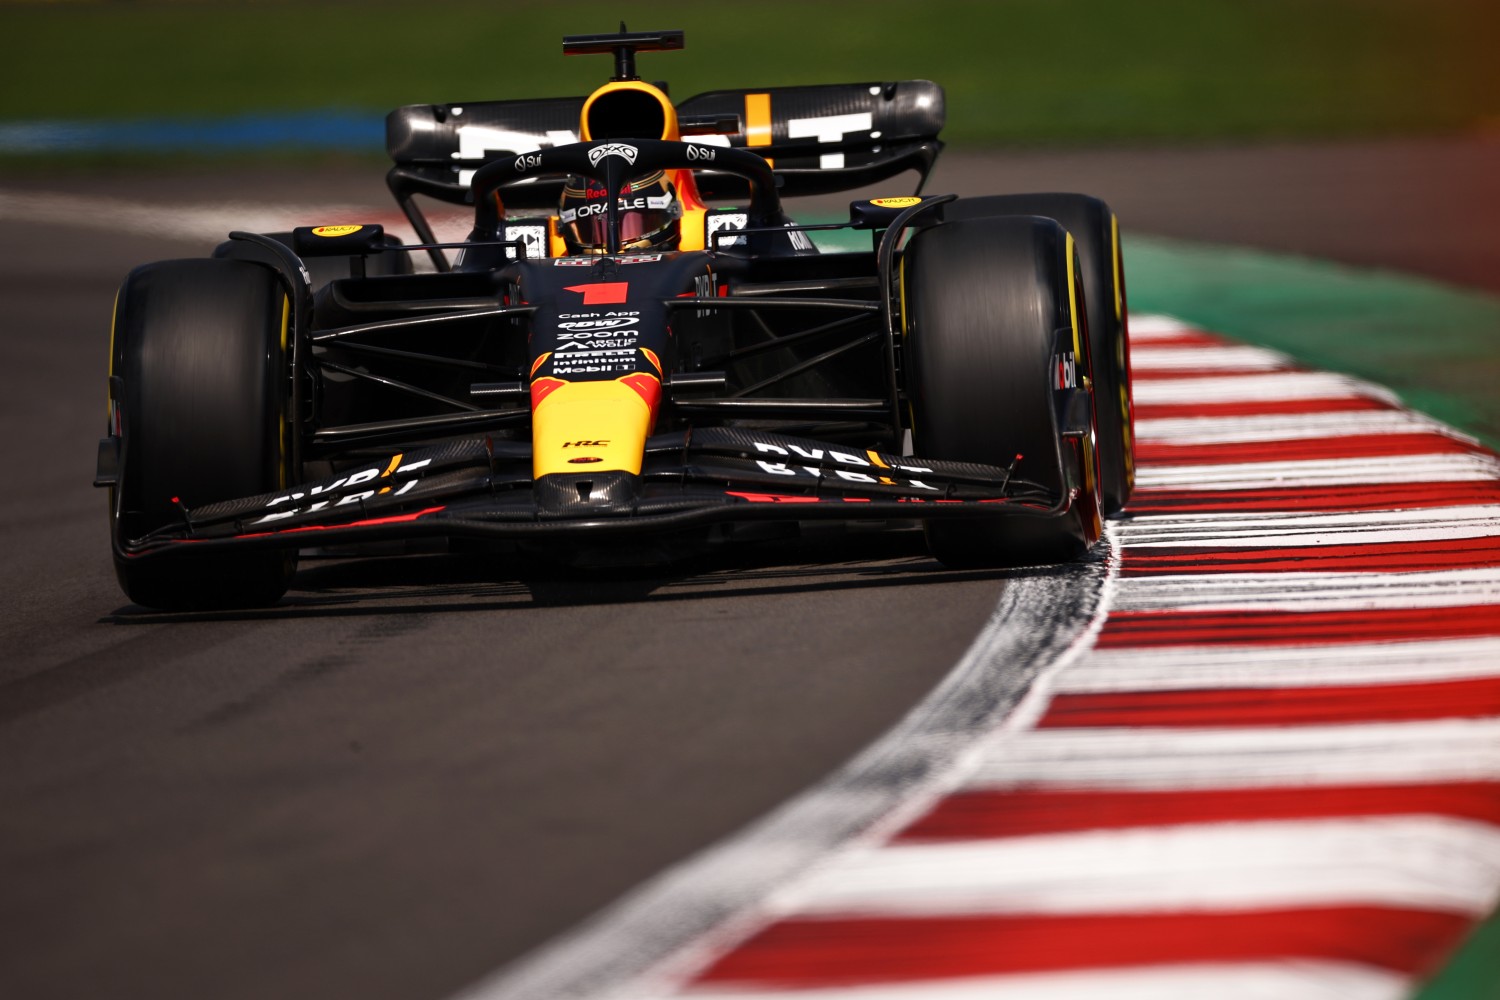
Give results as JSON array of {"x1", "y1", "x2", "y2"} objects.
[
  {"x1": 503, "y1": 224, "x2": 547, "y2": 260},
  {"x1": 453, "y1": 125, "x2": 575, "y2": 163},
  {"x1": 552, "y1": 347, "x2": 637, "y2": 358},
  {"x1": 254, "y1": 477, "x2": 418, "y2": 524},
  {"x1": 552, "y1": 362, "x2": 635, "y2": 374},
  {"x1": 786, "y1": 111, "x2": 873, "y2": 144},
  {"x1": 554, "y1": 337, "x2": 638, "y2": 350},
  {"x1": 557, "y1": 317, "x2": 640, "y2": 332},
  {"x1": 560, "y1": 194, "x2": 672, "y2": 225},
  {"x1": 685, "y1": 144, "x2": 716, "y2": 162},
  {"x1": 1054, "y1": 350, "x2": 1077, "y2": 389},
  {"x1": 588, "y1": 143, "x2": 639, "y2": 166},
  {"x1": 753, "y1": 458, "x2": 939, "y2": 490},
  {"x1": 751, "y1": 441, "x2": 933, "y2": 476},
  {"x1": 707, "y1": 212, "x2": 747, "y2": 248}
]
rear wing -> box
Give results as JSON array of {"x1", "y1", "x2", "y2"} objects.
[{"x1": 385, "y1": 80, "x2": 945, "y2": 213}]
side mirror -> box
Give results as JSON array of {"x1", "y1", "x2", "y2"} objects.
[
  {"x1": 848, "y1": 196, "x2": 937, "y2": 230},
  {"x1": 291, "y1": 224, "x2": 387, "y2": 258}
]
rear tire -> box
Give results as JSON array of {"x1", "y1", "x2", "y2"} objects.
[
  {"x1": 109, "y1": 258, "x2": 298, "y2": 610},
  {"x1": 945, "y1": 194, "x2": 1133, "y2": 513},
  {"x1": 903, "y1": 216, "x2": 1103, "y2": 568}
]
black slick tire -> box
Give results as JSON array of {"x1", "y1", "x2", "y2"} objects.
[
  {"x1": 109, "y1": 258, "x2": 298, "y2": 610},
  {"x1": 944, "y1": 193, "x2": 1134, "y2": 513},
  {"x1": 903, "y1": 215, "x2": 1104, "y2": 568}
]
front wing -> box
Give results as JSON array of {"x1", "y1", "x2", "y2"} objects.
[{"x1": 114, "y1": 428, "x2": 1079, "y2": 559}]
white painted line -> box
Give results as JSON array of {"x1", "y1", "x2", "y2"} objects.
[
  {"x1": 772, "y1": 816, "x2": 1500, "y2": 918},
  {"x1": 1136, "y1": 453, "x2": 1500, "y2": 489},
  {"x1": 1130, "y1": 345, "x2": 1292, "y2": 371},
  {"x1": 966, "y1": 718, "x2": 1500, "y2": 790},
  {"x1": 671, "y1": 961, "x2": 1409, "y2": 1000},
  {"x1": 1056, "y1": 636, "x2": 1500, "y2": 693},
  {"x1": 1132, "y1": 371, "x2": 1399, "y2": 406},
  {"x1": 1113, "y1": 503, "x2": 1500, "y2": 546},
  {"x1": 1134, "y1": 409, "x2": 1458, "y2": 444},
  {"x1": 1128, "y1": 314, "x2": 1203, "y2": 338},
  {"x1": 1118, "y1": 502, "x2": 1500, "y2": 531},
  {"x1": 1111, "y1": 567, "x2": 1500, "y2": 612}
]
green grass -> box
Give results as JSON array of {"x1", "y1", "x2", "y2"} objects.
[
  {"x1": 3, "y1": 0, "x2": 1498, "y2": 146},
  {"x1": 1126, "y1": 235, "x2": 1500, "y2": 449}
]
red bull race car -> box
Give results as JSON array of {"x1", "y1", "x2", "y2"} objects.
[{"x1": 96, "y1": 28, "x2": 1134, "y2": 610}]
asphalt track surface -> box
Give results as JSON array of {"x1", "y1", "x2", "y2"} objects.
[{"x1": 2, "y1": 135, "x2": 1497, "y2": 1000}]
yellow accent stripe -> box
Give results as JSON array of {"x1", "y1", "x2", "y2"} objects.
[
  {"x1": 745, "y1": 93, "x2": 772, "y2": 147},
  {"x1": 680, "y1": 206, "x2": 708, "y2": 251},
  {"x1": 382, "y1": 453, "x2": 403, "y2": 477},
  {"x1": 106, "y1": 286, "x2": 120, "y2": 419},
  {"x1": 898, "y1": 255, "x2": 909, "y2": 343},
  {"x1": 1064, "y1": 233, "x2": 1097, "y2": 498},
  {"x1": 1065, "y1": 233, "x2": 1081, "y2": 359},
  {"x1": 867, "y1": 450, "x2": 889, "y2": 468},
  {"x1": 1111, "y1": 213, "x2": 1123, "y2": 322}
]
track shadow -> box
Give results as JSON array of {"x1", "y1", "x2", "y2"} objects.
[{"x1": 99, "y1": 526, "x2": 1050, "y2": 625}]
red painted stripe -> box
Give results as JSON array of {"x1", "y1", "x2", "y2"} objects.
[
  {"x1": 238, "y1": 505, "x2": 446, "y2": 538},
  {"x1": 1126, "y1": 481, "x2": 1500, "y2": 515},
  {"x1": 1135, "y1": 433, "x2": 1479, "y2": 465},
  {"x1": 897, "y1": 783, "x2": 1500, "y2": 841},
  {"x1": 1122, "y1": 536, "x2": 1500, "y2": 574},
  {"x1": 1038, "y1": 676, "x2": 1500, "y2": 729},
  {"x1": 691, "y1": 908, "x2": 1470, "y2": 986},
  {"x1": 1096, "y1": 605, "x2": 1500, "y2": 648},
  {"x1": 1130, "y1": 365, "x2": 1293, "y2": 380},
  {"x1": 1130, "y1": 331, "x2": 1226, "y2": 348},
  {"x1": 1133, "y1": 396, "x2": 1394, "y2": 420}
]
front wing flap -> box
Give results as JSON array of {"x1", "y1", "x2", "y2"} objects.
[{"x1": 117, "y1": 428, "x2": 1076, "y2": 559}]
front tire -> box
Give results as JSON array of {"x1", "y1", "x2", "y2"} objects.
[
  {"x1": 109, "y1": 258, "x2": 298, "y2": 610},
  {"x1": 945, "y1": 193, "x2": 1133, "y2": 513},
  {"x1": 903, "y1": 216, "x2": 1104, "y2": 568}
]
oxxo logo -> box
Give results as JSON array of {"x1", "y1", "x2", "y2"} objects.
[
  {"x1": 514, "y1": 152, "x2": 544, "y2": 171},
  {"x1": 563, "y1": 440, "x2": 610, "y2": 448},
  {"x1": 685, "y1": 145, "x2": 716, "y2": 162},
  {"x1": 588, "y1": 143, "x2": 639, "y2": 166}
]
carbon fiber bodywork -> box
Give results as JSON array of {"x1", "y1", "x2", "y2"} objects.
[{"x1": 102, "y1": 29, "x2": 1112, "y2": 586}]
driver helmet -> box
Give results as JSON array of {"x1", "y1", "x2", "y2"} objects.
[{"x1": 558, "y1": 170, "x2": 681, "y2": 254}]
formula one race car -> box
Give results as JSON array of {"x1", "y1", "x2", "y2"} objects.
[{"x1": 96, "y1": 29, "x2": 1134, "y2": 610}]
